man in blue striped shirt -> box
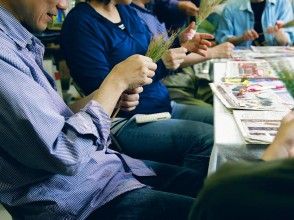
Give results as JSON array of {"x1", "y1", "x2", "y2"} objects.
[{"x1": 0, "y1": 0, "x2": 203, "y2": 219}]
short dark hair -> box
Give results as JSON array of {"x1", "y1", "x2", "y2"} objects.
[{"x1": 86, "y1": 0, "x2": 111, "y2": 5}]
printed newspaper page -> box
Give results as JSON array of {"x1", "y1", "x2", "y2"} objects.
[{"x1": 233, "y1": 110, "x2": 289, "y2": 144}]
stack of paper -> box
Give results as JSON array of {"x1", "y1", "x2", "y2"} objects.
[
  {"x1": 210, "y1": 82, "x2": 289, "y2": 111},
  {"x1": 224, "y1": 60, "x2": 277, "y2": 80},
  {"x1": 233, "y1": 110, "x2": 289, "y2": 144}
]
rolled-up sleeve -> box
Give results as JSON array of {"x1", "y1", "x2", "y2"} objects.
[{"x1": 0, "y1": 56, "x2": 112, "y2": 176}]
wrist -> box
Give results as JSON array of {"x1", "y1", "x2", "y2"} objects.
[{"x1": 104, "y1": 72, "x2": 126, "y2": 94}]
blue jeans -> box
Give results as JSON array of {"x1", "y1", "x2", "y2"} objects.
[
  {"x1": 114, "y1": 102, "x2": 214, "y2": 178},
  {"x1": 87, "y1": 160, "x2": 199, "y2": 220}
]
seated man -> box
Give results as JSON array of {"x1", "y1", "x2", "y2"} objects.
[
  {"x1": 189, "y1": 111, "x2": 294, "y2": 220},
  {"x1": 0, "y1": 0, "x2": 205, "y2": 219},
  {"x1": 216, "y1": 0, "x2": 294, "y2": 47}
]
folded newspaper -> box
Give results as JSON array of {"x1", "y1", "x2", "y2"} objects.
[
  {"x1": 233, "y1": 110, "x2": 289, "y2": 144},
  {"x1": 224, "y1": 60, "x2": 277, "y2": 80},
  {"x1": 210, "y1": 82, "x2": 289, "y2": 111}
]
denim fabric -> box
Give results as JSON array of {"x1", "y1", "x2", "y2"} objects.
[
  {"x1": 87, "y1": 160, "x2": 201, "y2": 220},
  {"x1": 216, "y1": 0, "x2": 294, "y2": 47},
  {"x1": 114, "y1": 102, "x2": 213, "y2": 177}
]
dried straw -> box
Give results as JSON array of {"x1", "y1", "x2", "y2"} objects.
[
  {"x1": 283, "y1": 19, "x2": 294, "y2": 28},
  {"x1": 146, "y1": 31, "x2": 179, "y2": 62},
  {"x1": 196, "y1": 0, "x2": 227, "y2": 29}
]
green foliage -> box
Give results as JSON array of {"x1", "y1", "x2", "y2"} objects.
[
  {"x1": 283, "y1": 19, "x2": 294, "y2": 28},
  {"x1": 278, "y1": 70, "x2": 294, "y2": 98}
]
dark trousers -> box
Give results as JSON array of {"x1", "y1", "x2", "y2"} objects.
[
  {"x1": 88, "y1": 160, "x2": 204, "y2": 220},
  {"x1": 189, "y1": 159, "x2": 294, "y2": 220}
]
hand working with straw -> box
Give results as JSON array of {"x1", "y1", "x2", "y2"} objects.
[
  {"x1": 267, "y1": 20, "x2": 290, "y2": 46},
  {"x1": 179, "y1": 22, "x2": 214, "y2": 57}
]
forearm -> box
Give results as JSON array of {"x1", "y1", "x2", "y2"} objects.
[
  {"x1": 180, "y1": 52, "x2": 209, "y2": 68},
  {"x1": 91, "y1": 74, "x2": 125, "y2": 116},
  {"x1": 69, "y1": 93, "x2": 94, "y2": 113}
]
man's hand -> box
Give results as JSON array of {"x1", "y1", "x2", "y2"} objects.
[
  {"x1": 207, "y1": 42, "x2": 235, "y2": 59},
  {"x1": 119, "y1": 87, "x2": 143, "y2": 112},
  {"x1": 110, "y1": 55, "x2": 157, "y2": 91},
  {"x1": 92, "y1": 55, "x2": 156, "y2": 116},
  {"x1": 267, "y1": 21, "x2": 289, "y2": 46},
  {"x1": 177, "y1": 1, "x2": 199, "y2": 17},
  {"x1": 262, "y1": 111, "x2": 294, "y2": 161},
  {"x1": 242, "y1": 29, "x2": 259, "y2": 41},
  {"x1": 162, "y1": 47, "x2": 187, "y2": 70}
]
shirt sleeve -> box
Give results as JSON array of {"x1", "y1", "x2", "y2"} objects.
[
  {"x1": 0, "y1": 56, "x2": 111, "y2": 176},
  {"x1": 274, "y1": 0, "x2": 294, "y2": 45},
  {"x1": 215, "y1": 6, "x2": 236, "y2": 44},
  {"x1": 152, "y1": 0, "x2": 187, "y2": 30}
]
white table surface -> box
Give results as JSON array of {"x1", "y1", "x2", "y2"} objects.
[
  {"x1": 0, "y1": 204, "x2": 11, "y2": 220},
  {"x1": 208, "y1": 62, "x2": 266, "y2": 174}
]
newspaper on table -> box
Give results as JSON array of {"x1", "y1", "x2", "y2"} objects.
[
  {"x1": 210, "y1": 82, "x2": 289, "y2": 111},
  {"x1": 224, "y1": 59, "x2": 277, "y2": 80},
  {"x1": 233, "y1": 110, "x2": 289, "y2": 144},
  {"x1": 251, "y1": 46, "x2": 294, "y2": 54}
]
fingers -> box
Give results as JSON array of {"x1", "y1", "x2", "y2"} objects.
[
  {"x1": 198, "y1": 33, "x2": 215, "y2": 40},
  {"x1": 162, "y1": 47, "x2": 187, "y2": 70},
  {"x1": 186, "y1": 21, "x2": 196, "y2": 32},
  {"x1": 243, "y1": 29, "x2": 259, "y2": 41},
  {"x1": 125, "y1": 86, "x2": 144, "y2": 94},
  {"x1": 276, "y1": 20, "x2": 284, "y2": 29},
  {"x1": 120, "y1": 92, "x2": 140, "y2": 111},
  {"x1": 117, "y1": 55, "x2": 156, "y2": 89},
  {"x1": 178, "y1": 1, "x2": 199, "y2": 16},
  {"x1": 267, "y1": 21, "x2": 284, "y2": 34}
]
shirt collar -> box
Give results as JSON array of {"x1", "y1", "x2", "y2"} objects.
[
  {"x1": 0, "y1": 5, "x2": 42, "y2": 49},
  {"x1": 239, "y1": 0, "x2": 277, "y2": 12}
]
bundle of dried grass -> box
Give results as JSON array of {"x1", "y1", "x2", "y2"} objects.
[
  {"x1": 196, "y1": 0, "x2": 227, "y2": 29},
  {"x1": 283, "y1": 19, "x2": 294, "y2": 28},
  {"x1": 145, "y1": 32, "x2": 178, "y2": 62}
]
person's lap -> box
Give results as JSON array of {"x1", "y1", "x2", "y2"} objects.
[
  {"x1": 171, "y1": 101, "x2": 213, "y2": 125},
  {"x1": 115, "y1": 117, "x2": 213, "y2": 172},
  {"x1": 88, "y1": 160, "x2": 199, "y2": 220}
]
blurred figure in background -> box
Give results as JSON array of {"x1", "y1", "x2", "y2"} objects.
[{"x1": 216, "y1": 0, "x2": 294, "y2": 47}]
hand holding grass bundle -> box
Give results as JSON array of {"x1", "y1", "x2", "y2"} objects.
[
  {"x1": 146, "y1": 22, "x2": 214, "y2": 62},
  {"x1": 180, "y1": 22, "x2": 214, "y2": 57}
]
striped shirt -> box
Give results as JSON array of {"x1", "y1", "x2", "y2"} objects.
[{"x1": 0, "y1": 5, "x2": 154, "y2": 220}]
